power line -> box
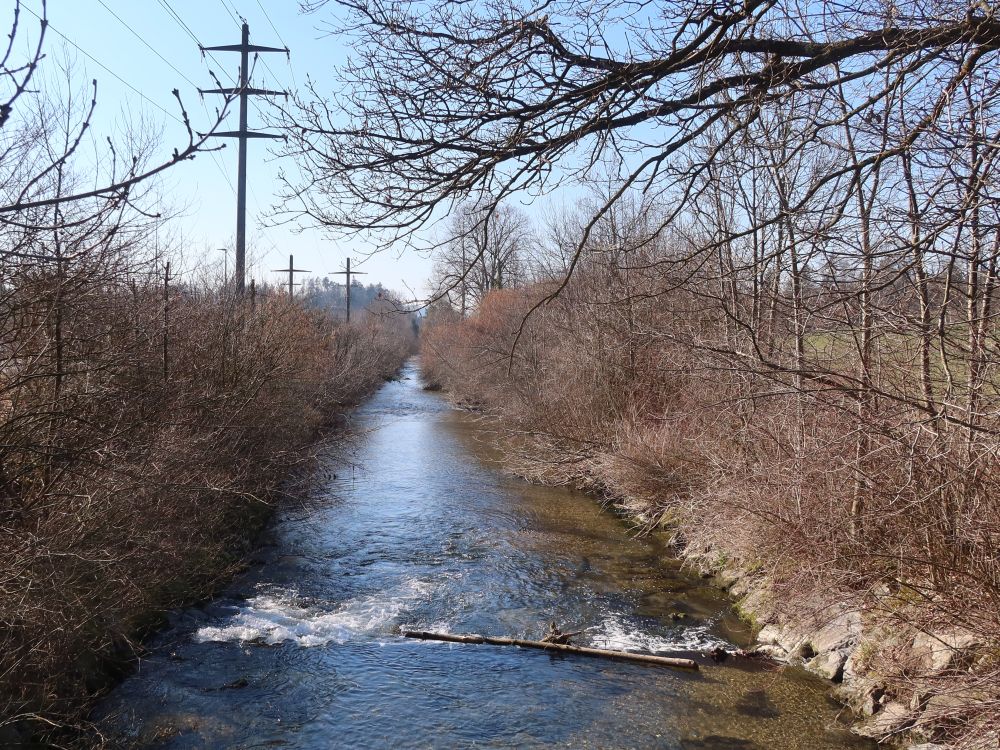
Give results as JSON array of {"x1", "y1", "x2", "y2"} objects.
[
  {"x1": 21, "y1": 3, "x2": 236, "y2": 207},
  {"x1": 213, "y1": 1, "x2": 291, "y2": 100},
  {"x1": 92, "y1": 1, "x2": 237, "y2": 197},
  {"x1": 155, "y1": 2, "x2": 275, "y2": 125},
  {"x1": 156, "y1": 0, "x2": 202, "y2": 48},
  {"x1": 218, "y1": 0, "x2": 241, "y2": 28},
  {"x1": 143, "y1": 4, "x2": 283, "y2": 227},
  {"x1": 255, "y1": 0, "x2": 289, "y2": 48},
  {"x1": 204, "y1": 135, "x2": 239, "y2": 197},
  {"x1": 95, "y1": 0, "x2": 200, "y2": 91},
  {"x1": 254, "y1": 0, "x2": 298, "y2": 88},
  {"x1": 199, "y1": 21, "x2": 288, "y2": 295},
  {"x1": 150, "y1": 0, "x2": 277, "y2": 140},
  {"x1": 21, "y1": 4, "x2": 185, "y2": 126},
  {"x1": 210, "y1": 4, "x2": 270, "y2": 91}
]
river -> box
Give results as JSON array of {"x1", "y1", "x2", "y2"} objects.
[{"x1": 95, "y1": 360, "x2": 873, "y2": 749}]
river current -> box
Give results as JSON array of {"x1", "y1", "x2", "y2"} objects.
[{"x1": 95, "y1": 360, "x2": 873, "y2": 749}]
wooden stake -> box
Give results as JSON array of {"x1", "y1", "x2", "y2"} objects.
[{"x1": 401, "y1": 630, "x2": 699, "y2": 670}]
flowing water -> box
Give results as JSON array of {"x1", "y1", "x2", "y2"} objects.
[{"x1": 96, "y1": 360, "x2": 873, "y2": 749}]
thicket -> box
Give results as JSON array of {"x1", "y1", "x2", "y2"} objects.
[
  {"x1": 421, "y1": 191, "x2": 1000, "y2": 748},
  {"x1": 0, "y1": 5, "x2": 412, "y2": 741},
  {"x1": 0, "y1": 280, "x2": 410, "y2": 741}
]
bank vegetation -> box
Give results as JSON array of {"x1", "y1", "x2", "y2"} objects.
[
  {"x1": 421, "y1": 179, "x2": 999, "y2": 746},
  {"x1": 0, "y1": 5, "x2": 412, "y2": 742}
]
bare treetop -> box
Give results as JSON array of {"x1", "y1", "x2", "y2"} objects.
[{"x1": 286, "y1": 0, "x2": 1000, "y2": 248}]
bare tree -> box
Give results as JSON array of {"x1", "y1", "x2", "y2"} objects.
[
  {"x1": 1, "y1": 2, "x2": 233, "y2": 231},
  {"x1": 431, "y1": 201, "x2": 531, "y2": 314},
  {"x1": 288, "y1": 0, "x2": 999, "y2": 242}
]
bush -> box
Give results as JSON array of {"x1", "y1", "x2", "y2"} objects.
[{"x1": 0, "y1": 276, "x2": 411, "y2": 740}]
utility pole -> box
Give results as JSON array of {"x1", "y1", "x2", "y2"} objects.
[
  {"x1": 460, "y1": 244, "x2": 467, "y2": 318},
  {"x1": 163, "y1": 261, "x2": 170, "y2": 383},
  {"x1": 329, "y1": 257, "x2": 367, "y2": 322},
  {"x1": 218, "y1": 247, "x2": 229, "y2": 289},
  {"x1": 200, "y1": 22, "x2": 288, "y2": 295},
  {"x1": 272, "y1": 254, "x2": 310, "y2": 297}
]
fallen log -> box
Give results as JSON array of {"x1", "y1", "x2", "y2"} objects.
[{"x1": 400, "y1": 630, "x2": 700, "y2": 670}]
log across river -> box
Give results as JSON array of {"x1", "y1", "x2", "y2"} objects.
[
  {"x1": 400, "y1": 630, "x2": 701, "y2": 669},
  {"x1": 94, "y1": 360, "x2": 875, "y2": 749}
]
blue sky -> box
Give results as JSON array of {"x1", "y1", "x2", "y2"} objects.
[{"x1": 13, "y1": 0, "x2": 440, "y2": 296}]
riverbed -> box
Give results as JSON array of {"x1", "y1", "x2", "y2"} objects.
[{"x1": 95, "y1": 360, "x2": 873, "y2": 749}]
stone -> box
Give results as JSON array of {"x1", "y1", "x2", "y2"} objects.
[
  {"x1": 807, "y1": 648, "x2": 849, "y2": 682},
  {"x1": 794, "y1": 641, "x2": 817, "y2": 660},
  {"x1": 909, "y1": 691, "x2": 930, "y2": 712},
  {"x1": 809, "y1": 609, "x2": 862, "y2": 653},
  {"x1": 778, "y1": 627, "x2": 807, "y2": 654},
  {"x1": 757, "y1": 623, "x2": 785, "y2": 646},
  {"x1": 922, "y1": 688, "x2": 985, "y2": 721},
  {"x1": 911, "y1": 629, "x2": 980, "y2": 673},
  {"x1": 738, "y1": 584, "x2": 776, "y2": 624},
  {"x1": 854, "y1": 701, "x2": 913, "y2": 739},
  {"x1": 843, "y1": 641, "x2": 875, "y2": 681},
  {"x1": 729, "y1": 576, "x2": 754, "y2": 599},
  {"x1": 716, "y1": 566, "x2": 743, "y2": 589},
  {"x1": 752, "y1": 644, "x2": 787, "y2": 659},
  {"x1": 837, "y1": 682, "x2": 885, "y2": 717}
]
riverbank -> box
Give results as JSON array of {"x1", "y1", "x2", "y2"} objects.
[
  {"x1": 0, "y1": 298, "x2": 411, "y2": 747},
  {"x1": 423, "y1": 385, "x2": 986, "y2": 749},
  {"x1": 419, "y1": 291, "x2": 998, "y2": 750}
]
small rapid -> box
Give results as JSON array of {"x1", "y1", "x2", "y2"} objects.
[{"x1": 95, "y1": 360, "x2": 873, "y2": 749}]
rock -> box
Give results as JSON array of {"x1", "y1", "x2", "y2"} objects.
[
  {"x1": 738, "y1": 585, "x2": 776, "y2": 625},
  {"x1": 757, "y1": 623, "x2": 784, "y2": 646},
  {"x1": 906, "y1": 744, "x2": 948, "y2": 750},
  {"x1": 835, "y1": 682, "x2": 885, "y2": 716},
  {"x1": 911, "y1": 629, "x2": 980, "y2": 673},
  {"x1": 909, "y1": 691, "x2": 930, "y2": 712},
  {"x1": 922, "y1": 687, "x2": 985, "y2": 721},
  {"x1": 808, "y1": 609, "x2": 861, "y2": 654},
  {"x1": 807, "y1": 648, "x2": 849, "y2": 682},
  {"x1": 752, "y1": 644, "x2": 787, "y2": 659},
  {"x1": 843, "y1": 641, "x2": 875, "y2": 681},
  {"x1": 861, "y1": 686, "x2": 886, "y2": 717},
  {"x1": 717, "y1": 566, "x2": 743, "y2": 589},
  {"x1": 756, "y1": 622, "x2": 804, "y2": 654},
  {"x1": 709, "y1": 646, "x2": 729, "y2": 662},
  {"x1": 794, "y1": 641, "x2": 816, "y2": 660},
  {"x1": 854, "y1": 701, "x2": 913, "y2": 739}
]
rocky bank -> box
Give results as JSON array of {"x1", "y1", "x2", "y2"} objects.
[{"x1": 686, "y1": 551, "x2": 995, "y2": 750}]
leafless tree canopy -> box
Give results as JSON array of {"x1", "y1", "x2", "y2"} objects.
[
  {"x1": 431, "y1": 202, "x2": 531, "y2": 314},
  {"x1": 0, "y1": 4, "x2": 414, "y2": 741},
  {"x1": 289, "y1": 0, "x2": 1000, "y2": 238}
]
